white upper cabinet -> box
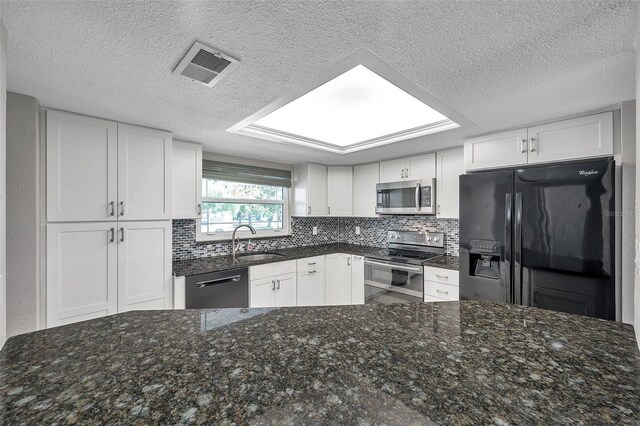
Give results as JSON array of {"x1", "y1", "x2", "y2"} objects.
[
  {"x1": 327, "y1": 166, "x2": 353, "y2": 216},
  {"x1": 464, "y1": 128, "x2": 528, "y2": 171},
  {"x1": 292, "y1": 163, "x2": 327, "y2": 216},
  {"x1": 46, "y1": 222, "x2": 118, "y2": 327},
  {"x1": 117, "y1": 221, "x2": 172, "y2": 312},
  {"x1": 379, "y1": 158, "x2": 406, "y2": 183},
  {"x1": 117, "y1": 124, "x2": 172, "y2": 220},
  {"x1": 47, "y1": 110, "x2": 118, "y2": 222},
  {"x1": 464, "y1": 112, "x2": 613, "y2": 171},
  {"x1": 379, "y1": 154, "x2": 436, "y2": 183},
  {"x1": 526, "y1": 112, "x2": 613, "y2": 165},
  {"x1": 405, "y1": 153, "x2": 436, "y2": 181},
  {"x1": 352, "y1": 163, "x2": 379, "y2": 217},
  {"x1": 172, "y1": 141, "x2": 202, "y2": 219},
  {"x1": 436, "y1": 148, "x2": 464, "y2": 219}
]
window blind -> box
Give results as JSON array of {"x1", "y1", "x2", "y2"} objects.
[{"x1": 202, "y1": 160, "x2": 292, "y2": 188}]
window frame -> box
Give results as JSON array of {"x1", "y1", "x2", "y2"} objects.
[{"x1": 195, "y1": 181, "x2": 291, "y2": 242}]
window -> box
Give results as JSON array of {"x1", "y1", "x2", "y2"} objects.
[{"x1": 196, "y1": 160, "x2": 291, "y2": 241}]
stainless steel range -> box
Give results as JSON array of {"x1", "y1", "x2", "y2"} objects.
[{"x1": 364, "y1": 230, "x2": 445, "y2": 304}]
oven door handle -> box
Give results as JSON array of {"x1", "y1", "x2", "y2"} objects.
[
  {"x1": 196, "y1": 275, "x2": 241, "y2": 288},
  {"x1": 364, "y1": 259, "x2": 422, "y2": 273}
]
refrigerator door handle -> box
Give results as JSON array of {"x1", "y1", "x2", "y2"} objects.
[
  {"x1": 504, "y1": 193, "x2": 512, "y2": 302},
  {"x1": 514, "y1": 193, "x2": 523, "y2": 306}
]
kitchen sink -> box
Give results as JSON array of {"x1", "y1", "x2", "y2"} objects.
[{"x1": 236, "y1": 253, "x2": 286, "y2": 262}]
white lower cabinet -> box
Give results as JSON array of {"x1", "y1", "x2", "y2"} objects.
[
  {"x1": 326, "y1": 254, "x2": 365, "y2": 305},
  {"x1": 46, "y1": 222, "x2": 118, "y2": 327},
  {"x1": 423, "y1": 266, "x2": 460, "y2": 302},
  {"x1": 296, "y1": 256, "x2": 326, "y2": 306},
  {"x1": 249, "y1": 260, "x2": 297, "y2": 307},
  {"x1": 47, "y1": 221, "x2": 172, "y2": 327},
  {"x1": 117, "y1": 221, "x2": 172, "y2": 312}
]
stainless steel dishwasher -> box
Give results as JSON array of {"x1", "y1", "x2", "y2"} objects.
[{"x1": 185, "y1": 267, "x2": 249, "y2": 309}]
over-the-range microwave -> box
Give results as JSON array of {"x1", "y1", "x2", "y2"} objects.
[{"x1": 375, "y1": 179, "x2": 435, "y2": 215}]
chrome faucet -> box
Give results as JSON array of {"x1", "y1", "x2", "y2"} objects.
[{"x1": 232, "y1": 224, "x2": 256, "y2": 264}]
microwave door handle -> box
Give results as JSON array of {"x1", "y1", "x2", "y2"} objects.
[{"x1": 415, "y1": 183, "x2": 421, "y2": 211}]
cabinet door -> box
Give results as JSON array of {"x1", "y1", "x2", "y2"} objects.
[
  {"x1": 117, "y1": 124, "x2": 172, "y2": 220},
  {"x1": 379, "y1": 158, "x2": 406, "y2": 183},
  {"x1": 327, "y1": 166, "x2": 353, "y2": 216},
  {"x1": 436, "y1": 148, "x2": 464, "y2": 219},
  {"x1": 351, "y1": 255, "x2": 365, "y2": 304},
  {"x1": 250, "y1": 276, "x2": 275, "y2": 307},
  {"x1": 47, "y1": 222, "x2": 118, "y2": 327},
  {"x1": 172, "y1": 141, "x2": 202, "y2": 219},
  {"x1": 46, "y1": 110, "x2": 117, "y2": 222},
  {"x1": 306, "y1": 163, "x2": 328, "y2": 216},
  {"x1": 117, "y1": 221, "x2": 172, "y2": 312},
  {"x1": 526, "y1": 112, "x2": 613, "y2": 165},
  {"x1": 405, "y1": 153, "x2": 436, "y2": 181},
  {"x1": 352, "y1": 163, "x2": 379, "y2": 217},
  {"x1": 464, "y1": 129, "x2": 528, "y2": 171},
  {"x1": 325, "y1": 253, "x2": 342, "y2": 305},
  {"x1": 340, "y1": 254, "x2": 353, "y2": 305},
  {"x1": 274, "y1": 272, "x2": 297, "y2": 307},
  {"x1": 297, "y1": 272, "x2": 326, "y2": 306}
]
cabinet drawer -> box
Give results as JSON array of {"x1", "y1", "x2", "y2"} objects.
[
  {"x1": 424, "y1": 280, "x2": 459, "y2": 301},
  {"x1": 424, "y1": 294, "x2": 449, "y2": 303},
  {"x1": 424, "y1": 266, "x2": 459, "y2": 285},
  {"x1": 297, "y1": 256, "x2": 325, "y2": 276},
  {"x1": 250, "y1": 260, "x2": 296, "y2": 280}
]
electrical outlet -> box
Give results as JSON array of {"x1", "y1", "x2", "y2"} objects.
[
  {"x1": 355, "y1": 226, "x2": 361, "y2": 235},
  {"x1": 312, "y1": 226, "x2": 318, "y2": 235}
]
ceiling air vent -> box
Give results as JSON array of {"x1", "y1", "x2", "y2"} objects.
[{"x1": 173, "y1": 41, "x2": 239, "y2": 87}]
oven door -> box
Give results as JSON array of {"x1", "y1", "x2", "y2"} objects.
[
  {"x1": 364, "y1": 258, "x2": 424, "y2": 304},
  {"x1": 375, "y1": 179, "x2": 434, "y2": 214}
]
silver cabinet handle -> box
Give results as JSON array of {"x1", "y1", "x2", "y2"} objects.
[
  {"x1": 120, "y1": 227, "x2": 125, "y2": 242},
  {"x1": 272, "y1": 280, "x2": 276, "y2": 291},
  {"x1": 109, "y1": 201, "x2": 115, "y2": 216},
  {"x1": 308, "y1": 262, "x2": 316, "y2": 266},
  {"x1": 197, "y1": 204, "x2": 202, "y2": 216},
  {"x1": 328, "y1": 206, "x2": 331, "y2": 215},
  {"x1": 347, "y1": 257, "x2": 351, "y2": 266},
  {"x1": 520, "y1": 139, "x2": 527, "y2": 153},
  {"x1": 119, "y1": 201, "x2": 125, "y2": 216},
  {"x1": 436, "y1": 274, "x2": 449, "y2": 279},
  {"x1": 308, "y1": 206, "x2": 311, "y2": 215},
  {"x1": 276, "y1": 279, "x2": 281, "y2": 289},
  {"x1": 109, "y1": 228, "x2": 115, "y2": 243},
  {"x1": 529, "y1": 137, "x2": 536, "y2": 152},
  {"x1": 401, "y1": 169, "x2": 404, "y2": 179},
  {"x1": 415, "y1": 183, "x2": 421, "y2": 211},
  {"x1": 405, "y1": 168, "x2": 409, "y2": 178},
  {"x1": 436, "y1": 289, "x2": 449, "y2": 295},
  {"x1": 308, "y1": 270, "x2": 317, "y2": 274},
  {"x1": 437, "y1": 204, "x2": 441, "y2": 216}
]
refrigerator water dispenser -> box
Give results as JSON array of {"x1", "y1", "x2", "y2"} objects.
[{"x1": 469, "y1": 240, "x2": 501, "y2": 279}]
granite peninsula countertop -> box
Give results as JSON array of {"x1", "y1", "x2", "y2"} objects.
[
  {"x1": 173, "y1": 242, "x2": 459, "y2": 276},
  {"x1": 1, "y1": 301, "x2": 638, "y2": 424}
]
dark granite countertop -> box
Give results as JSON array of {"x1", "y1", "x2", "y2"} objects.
[
  {"x1": 423, "y1": 255, "x2": 460, "y2": 271},
  {"x1": 172, "y1": 243, "x2": 387, "y2": 276},
  {"x1": 1, "y1": 301, "x2": 638, "y2": 424},
  {"x1": 173, "y1": 243, "x2": 459, "y2": 276}
]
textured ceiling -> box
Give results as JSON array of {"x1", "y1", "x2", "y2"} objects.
[{"x1": 1, "y1": 0, "x2": 638, "y2": 165}]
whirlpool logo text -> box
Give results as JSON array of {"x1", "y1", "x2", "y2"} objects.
[{"x1": 578, "y1": 170, "x2": 598, "y2": 176}]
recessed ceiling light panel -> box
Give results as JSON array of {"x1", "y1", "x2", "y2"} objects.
[{"x1": 228, "y1": 49, "x2": 471, "y2": 153}]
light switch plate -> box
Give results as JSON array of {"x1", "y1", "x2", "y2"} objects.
[
  {"x1": 312, "y1": 226, "x2": 318, "y2": 235},
  {"x1": 355, "y1": 226, "x2": 361, "y2": 235}
]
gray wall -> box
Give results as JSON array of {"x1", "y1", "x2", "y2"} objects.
[
  {"x1": 6, "y1": 92, "x2": 40, "y2": 336},
  {"x1": 0, "y1": 22, "x2": 7, "y2": 348}
]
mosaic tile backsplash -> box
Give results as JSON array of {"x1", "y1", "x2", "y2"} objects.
[{"x1": 173, "y1": 216, "x2": 459, "y2": 260}]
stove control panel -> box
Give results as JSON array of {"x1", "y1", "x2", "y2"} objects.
[{"x1": 387, "y1": 231, "x2": 444, "y2": 248}]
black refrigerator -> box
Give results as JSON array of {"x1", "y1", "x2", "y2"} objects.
[{"x1": 459, "y1": 158, "x2": 615, "y2": 320}]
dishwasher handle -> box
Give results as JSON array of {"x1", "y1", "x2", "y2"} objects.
[{"x1": 196, "y1": 275, "x2": 242, "y2": 288}]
